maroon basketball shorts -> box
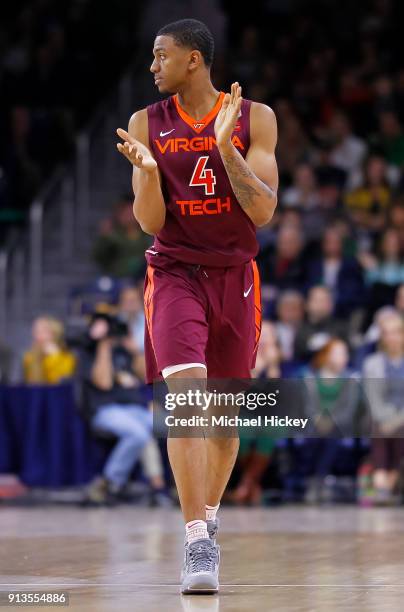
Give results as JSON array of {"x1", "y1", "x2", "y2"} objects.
[{"x1": 143, "y1": 252, "x2": 262, "y2": 383}]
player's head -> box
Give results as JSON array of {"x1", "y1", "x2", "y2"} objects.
[{"x1": 151, "y1": 19, "x2": 214, "y2": 93}]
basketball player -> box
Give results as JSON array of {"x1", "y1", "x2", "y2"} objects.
[{"x1": 117, "y1": 19, "x2": 278, "y2": 594}]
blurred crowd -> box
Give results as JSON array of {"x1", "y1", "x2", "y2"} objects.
[
  {"x1": 2, "y1": 0, "x2": 404, "y2": 508},
  {"x1": 0, "y1": 0, "x2": 140, "y2": 240},
  {"x1": 222, "y1": 0, "x2": 404, "y2": 507}
]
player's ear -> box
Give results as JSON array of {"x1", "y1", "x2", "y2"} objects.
[{"x1": 189, "y1": 50, "x2": 202, "y2": 72}]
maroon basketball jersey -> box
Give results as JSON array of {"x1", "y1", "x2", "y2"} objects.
[{"x1": 146, "y1": 91, "x2": 258, "y2": 267}]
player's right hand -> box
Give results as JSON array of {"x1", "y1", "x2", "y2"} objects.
[{"x1": 116, "y1": 128, "x2": 157, "y2": 171}]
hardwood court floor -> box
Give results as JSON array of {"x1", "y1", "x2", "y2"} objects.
[{"x1": 1, "y1": 505, "x2": 404, "y2": 611}]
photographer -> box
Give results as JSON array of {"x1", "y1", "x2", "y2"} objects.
[{"x1": 81, "y1": 312, "x2": 153, "y2": 504}]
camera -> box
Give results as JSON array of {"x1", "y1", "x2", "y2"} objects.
[{"x1": 89, "y1": 312, "x2": 129, "y2": 341}]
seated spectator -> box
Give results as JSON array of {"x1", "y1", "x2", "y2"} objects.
[
  {"x1": 319, "y1": 178, "x2": 344, "y2": 209},
  {"x1": 294, "y1": 286, "x2": 348, "y2": 362},
  {"x1": 282, "y1": 163, "x2": 327, "y2": 241},
  {"x1": 332, "y1": 216, "x2": 358, "y2": 258},
  {"x1": 23, "y1": 316, "x2": 76, "y2": 384},
  {"x1": 358, "y1": 227, "x2": 404, "y2": 317},
  {"x1": 328, "y1": 111, "x2": 367, "y2": 182},
  {"x1": 344, "y1": 155, "x2": 391, "y2": 233},
  {"x1": 108, "y1": 289, "x2": 170, "y2": 505},
  {"x1": 376, "y1": 111, "x2": 404, "y2": 168},
  {"x1": 92, "y1": 195, "x2": 151, "y2": 279},
  {"x1": 274, "y1": 290, "x2": 305, "y2": 364},
  {"x1": 363, "y1": 312, "x2": 404, "y2": 505},
  {"x1": 0, "y1": 339, "x2": 12, "y2": 383},
  {"x1": 353, "y1": 305, "x2": 397, "y2": 370},
  {"x1": 258, "y1": 224, "x2": 308, "y2": 299},
  {"x1": 282, "y1": 163, "x2": 320, "y2": 210},
  {"x1": 300, "y1": 338, "x2": 363, "y2": 503},
  {"x1": 307, "y1": 225, "x2": 365, "y2": 318},
  {"x1": 231, "y1": 321, "x2": 282, "y2": 505},
  {"x1": 81, "y1": 313, "x2": 170, "y2": 505},
  {"x1": 313, "y1": 138, "x2": 347, "y2": 193}
]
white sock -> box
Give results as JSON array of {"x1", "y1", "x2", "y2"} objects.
[
  {"x1": 206, "y1": 503, "x2": 220, "y2": 522},
  {"x1": 185, "y1": 519, "x2": 209, "y2": 545}
]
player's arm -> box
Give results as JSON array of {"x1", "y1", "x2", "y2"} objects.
[
  {"x1": 215, "y1": 83, "x2": 278, "y2": 227},
  {"x1": 116, "y1": 109, "x2": 165, "y2": 235}
]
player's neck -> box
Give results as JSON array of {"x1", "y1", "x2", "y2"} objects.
[{"x1": 175, "y1": 80, "x2": 220, "y2": 121}]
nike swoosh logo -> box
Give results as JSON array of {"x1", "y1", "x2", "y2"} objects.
[
  {"x1": 244, "y1": 284, "x2": 253, "y2": 298},
  {"x1": 159, "y1": 129, "x2": 175, "y2": 137}
]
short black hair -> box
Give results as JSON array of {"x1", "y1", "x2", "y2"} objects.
[{"x1": 157, "y1": 19, "x2": 214, "y2": 67}]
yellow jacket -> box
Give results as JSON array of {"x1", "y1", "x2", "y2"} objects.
[{"x1": 23, "y1": 349, "x2": 77, "y2": 384}]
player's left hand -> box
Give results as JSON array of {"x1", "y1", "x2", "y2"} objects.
[{"x1": 214, "y1": 82, "x2": 242, "y2": 148}]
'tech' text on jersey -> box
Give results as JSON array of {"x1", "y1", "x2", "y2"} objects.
[{"x1": 147, "y1": 91, "x2": 258, "y2": 267}]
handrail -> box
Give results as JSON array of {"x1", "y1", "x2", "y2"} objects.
[
  {"x1": 61, "y1": 176, "x2": 75, "y2": 260},
  {"x1": 29, "y1": 199, "x2": 43, "y2": 309},
  {"x1": 76, "y1": 133, "x2": 90, "y2": 243}
]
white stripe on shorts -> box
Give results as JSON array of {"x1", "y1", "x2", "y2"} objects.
[{"x1": 162, "y1": 363, "x2": 207, "y2": 378}]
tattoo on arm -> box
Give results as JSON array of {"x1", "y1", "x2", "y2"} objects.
[{"x1": 220, "y1": 148, "x2": 276, "y2": 210}]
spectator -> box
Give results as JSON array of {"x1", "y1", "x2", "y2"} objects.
[
  {"x1": 328, "y1": 111, "x2": 367, "y2": 181},
  {"x1": 307, "y1": 225, "x2": 365, "y2": 318},
  {"x1": 294, "y1": 286, "x2": 348, "y2": 362},
  {"x1": 301, "y1": 338, "x2": 363, "y2": 503},
  {"x1": 258, "y1": 224, "x2": 308, "y2": 296},
  {"x1": 353, "y1": 305, "x2": 398, "y2": 371},
  {"x1": 274, "y1": 290, "x2": 305, "y2": 363},
  {"x1": 114, "y1": 285, "x2": 170, "y2": 504},
  {"x1": 363, "y1": 312, "x2": 404, "y2": 505},
  {"x1": 93, "y1": 195, "x2": 151, "y2": 279},
  {"x1": 344, "y1": 155, "x2": 391, "y2": 233},
  {"x1": 377, "y1": 111, "x2": 404, "y2": 168},
  {"x1": 282, "y1": 163, "x2": 320, "y2": 210},
  {"x1": 314, "y1": 139, "x2": 347, "y2": 193},
  {"x1": 358, "y1": 227, "x2": 404, "y2": 317},
  {"x1": 282, "y1": 163, "x2": 327, "y2": 241},
  {"x1": 80, "y1": 313, "x2": 169, "y2": 505},
  {"x1": 23, "y1": 316, "x2": 76, "y2": 384}
]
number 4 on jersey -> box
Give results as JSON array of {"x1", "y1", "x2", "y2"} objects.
[{"x1": 189, "y1": 156, "x2": 216, "y2": 196}]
